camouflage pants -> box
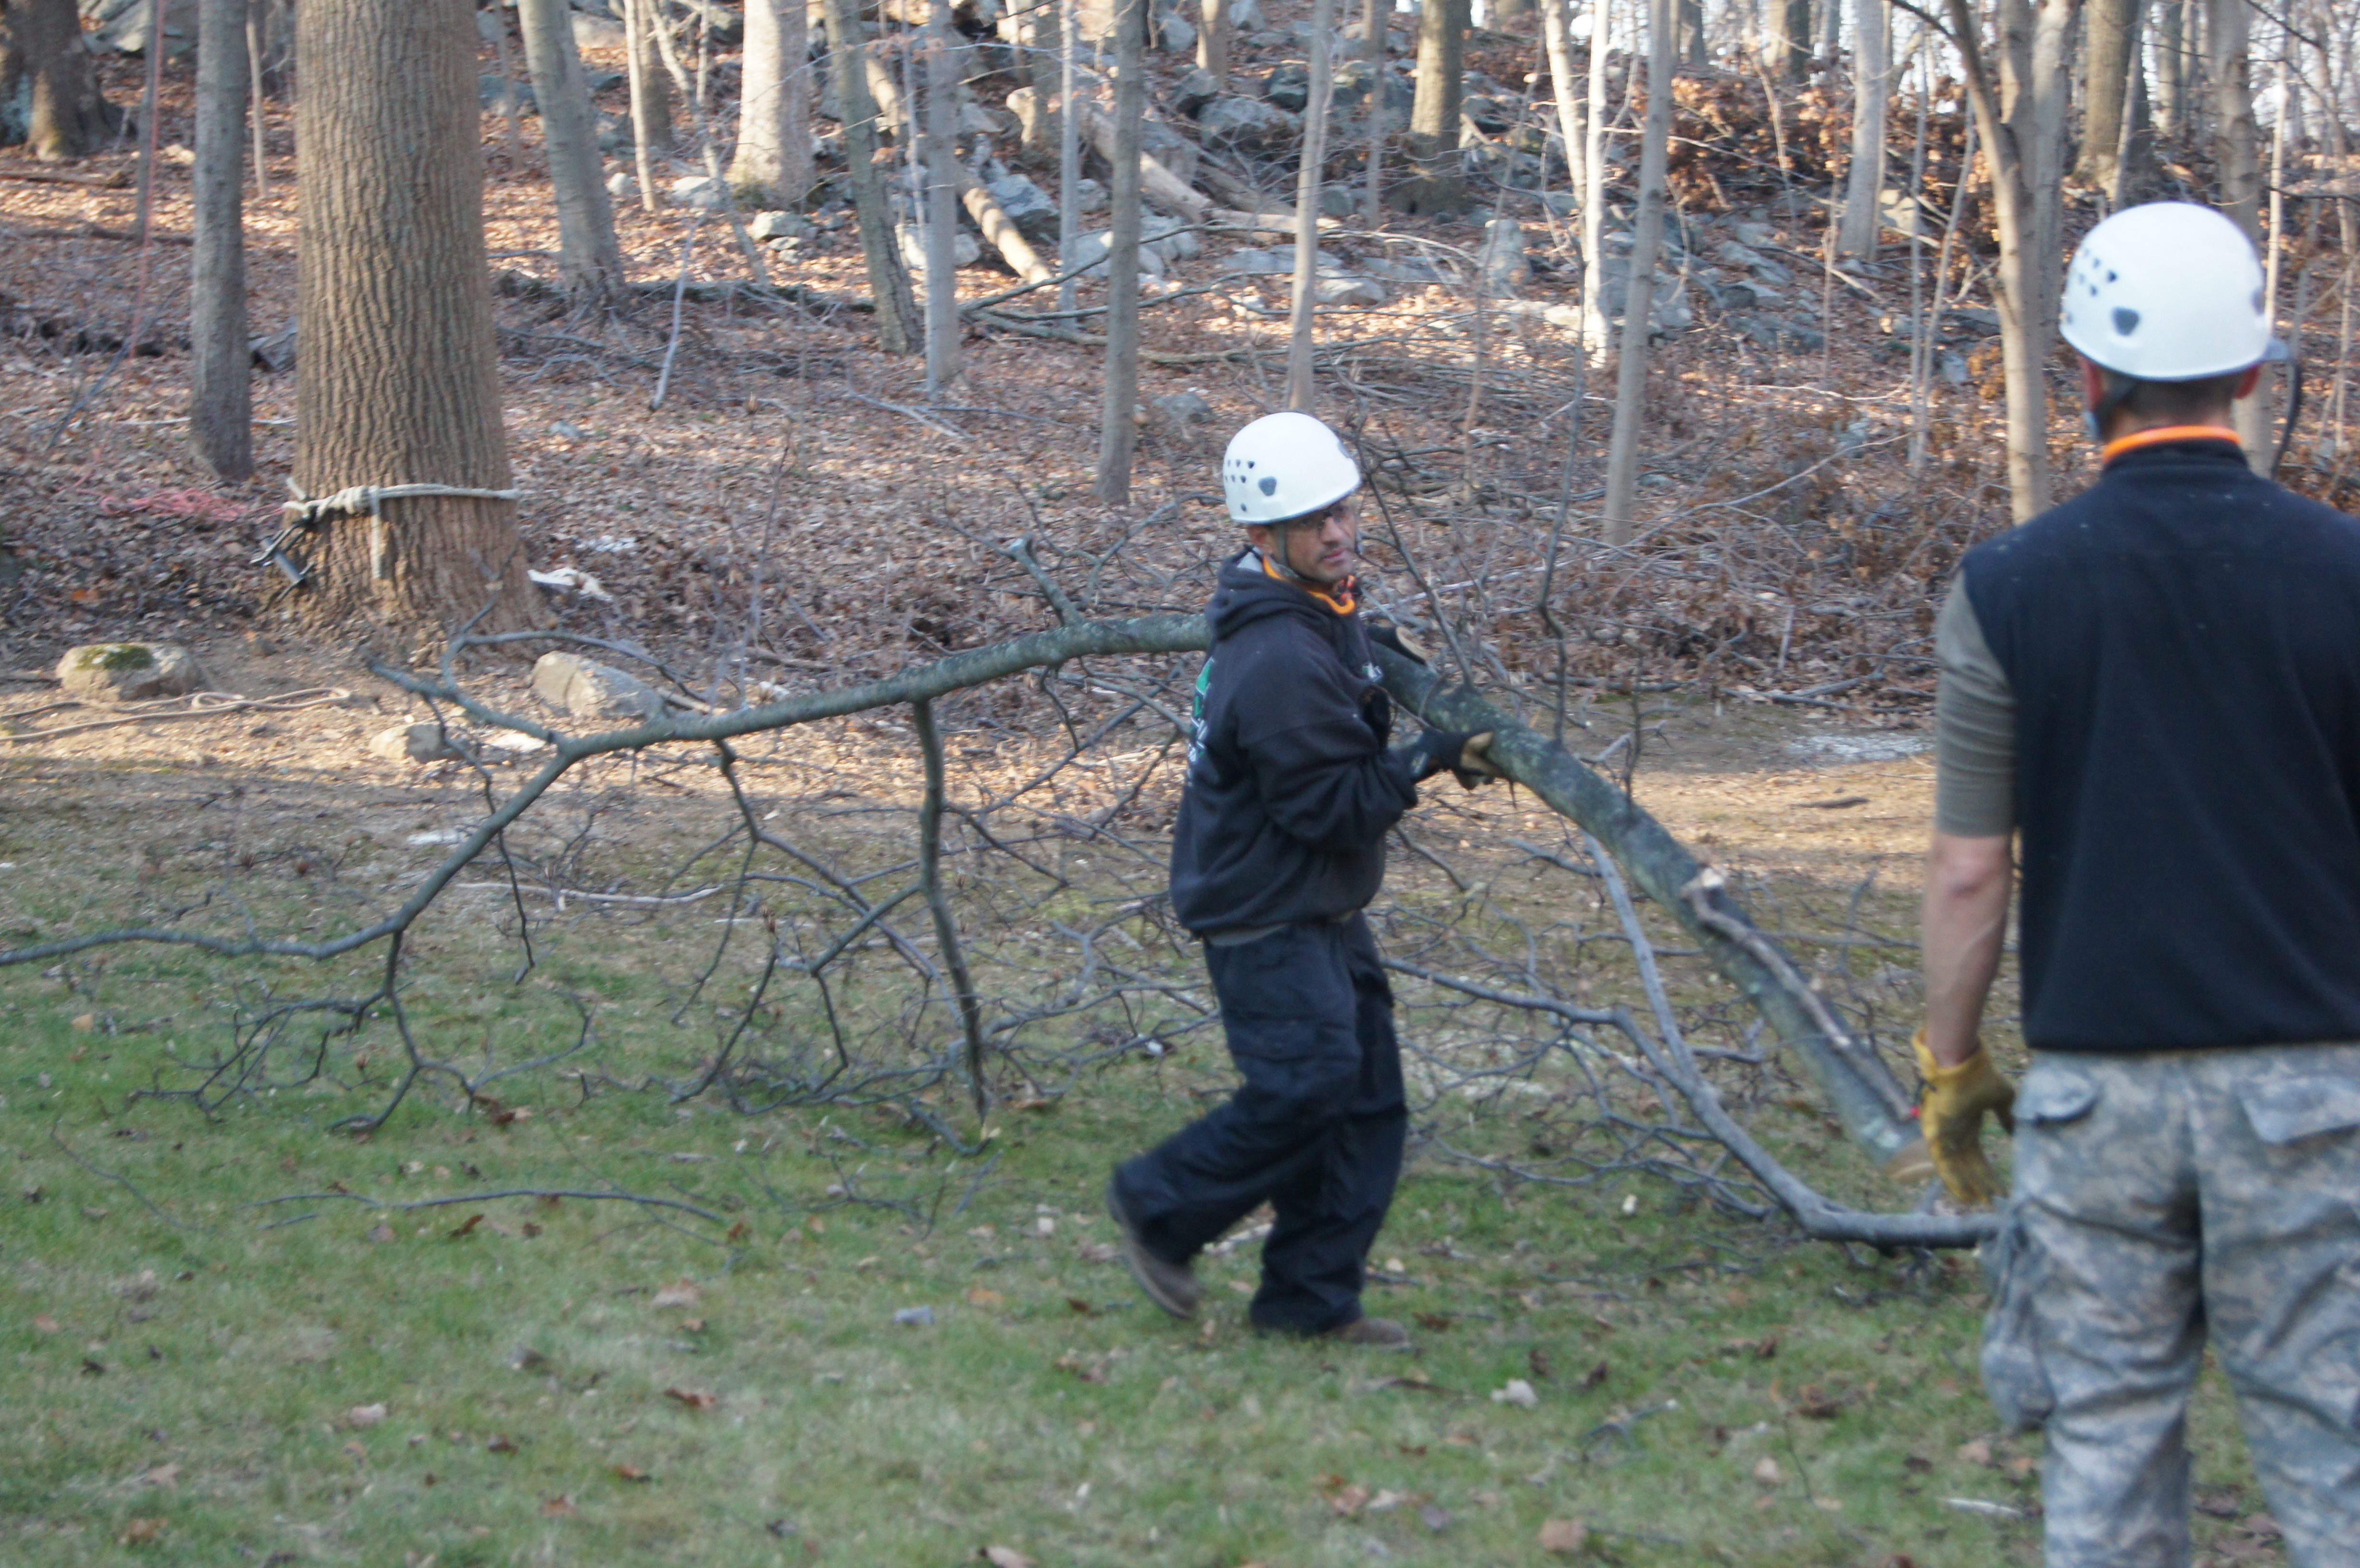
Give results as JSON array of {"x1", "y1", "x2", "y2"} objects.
[{"x1": 1981, "y1": 1044, "x2": 2360, "y2": 1568}]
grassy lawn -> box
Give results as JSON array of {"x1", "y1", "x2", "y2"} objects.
[{"x1": 0, "y1": 762, "x2": 2281, "y2": 1568}]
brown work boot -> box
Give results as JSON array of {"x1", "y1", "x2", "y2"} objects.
[
  {"x1": 1316, "y1": 1316, "x2": 1415, "y2": 1351},
  {"x1": 1105, "y1": 1180, "x2": 1203, "y2": 1320}
]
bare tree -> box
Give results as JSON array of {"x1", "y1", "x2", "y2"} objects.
[
  {"x1": 1399, "y1": 0, "x2": 1467, "y2": 213},
  {"x1": 1198, "y1": 0, "x2": 1229, "y2": 79},
  {"x1": 1945, "y1": 0, "x2": 2074, "y2": 523},
  {"x1": 2154, "y1": 0, "x2": 2190, "y2": 141},
  {"x1": 1058, "y1": 0, "x2": 1083, "y2": 313},
  {"x1": 822, "y1": 0, "x2": 921, "y2": 354},
  {"x1": 1778, "y1": 0, "x2": 1812, "y2": 79},
  {"x1": 190, "y1": 0, "x2": 253, "y2": 482},
  {"x1": 2078, "y1": 0, "x2": 2143, "y2": 190},
  {"x1": 731, "y1": 0, "x2": 814, "y2": 208},
  {"x1": 0, "y1": 0, "x2": 123, "y2": 160},
  {"x1": 1541, "y1": 0, "x2": 1586, "y2": 219},
  {"x1": 1096, "y1": 0, "x2": 1147, "y2": 504},
  {"x1": 1286, "y1": 0, "x2": 1339, "y2": 410},
  {"x1": 1580, "y1": 0, "x2": 1612, "y2": 352},
  {"x1": 292, "y1": 0, "x2": 546, "y2": 634},
  {"x1": 1837, "y1": 0, "x2": 1889, "y2": 256},
  {"x1": 624, "y1": 0, "x2": 664, "y2": 211},
  {"x1": 922, "y1": 0, "x2": 961, "y2": 393},
  {"x1": 2210, "y1": 0, "x2": 2268, "y2": 468},
  {"x1": 1602, "y1": 0, "x2": 1674, "y2": 546},
  {"x1": 516, "y1": 0, "x2": 627, "y2": 301}
]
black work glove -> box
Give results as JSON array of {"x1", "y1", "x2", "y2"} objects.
[
  {"x1": 1367, "y1": 620, "x2": 1430, "y2": 667},
  {"x1": 1407, "y1": 729, "x2": 1500, "y2": 788}
]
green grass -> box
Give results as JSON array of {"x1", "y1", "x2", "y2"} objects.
[{"x1": 0, "y1": 768, "x2": 2283, "y2": 1568}]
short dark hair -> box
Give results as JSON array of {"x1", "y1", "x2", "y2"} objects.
[{"x1": 2098, "y1": 367, "x2": 2247, "y2": 423}]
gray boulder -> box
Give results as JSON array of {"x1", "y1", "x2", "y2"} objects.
[
  {"x1": 1478, "y1": 218, "x2": 1530, "y2": 298},
  {"x1": 1262, "y1": 64, "x2": 1310, "y2": 113},
  {"x1": 481, "y1": 76, "x2": 537, "y2": 117},
  {"x1": 571, "y1": 12, "x2": 627, "y2": 50},
  {"x1": 1157, "y1": 9, "x2": 1196, "y2": 54},
  {"x1": 987, "y1": 172, "x2": 1059, "y2": 243},
  {"x1": 1314, "y1": 273, "x2": 1387, "y2": 308},
  {"x1": 898, "y1": 225, "x2": 983, "y2": 277},
  {"x1": 1174, "y1": 67, "x2": 1221, "y2": 118},
  {"x1": 670, "y1": 176, "x2": 725, "y2": 210},
  {"x1": 1198, "y1": 95, "x2": 1300, "y2": 155},
  {"x1": 1146, "y1": 391, "x2": 1214, "y2": 448},
  {"x1": 56, "y1": 643, "x2": 205, "y2": 703},
  {"x1": 532, "y1": 652, "x2": 668, "y2": 723},
  {"x1": 369, "y1": 723, "x2": 467, "y2": 765},
  {"x1": 1068, "y1": 230, "x2": 1168, "y2": 279}
]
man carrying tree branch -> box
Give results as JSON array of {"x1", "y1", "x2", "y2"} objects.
[
  {"x1": 1919, "y1": 202, "x2": 2360, "y2": 1567},
  {"x1": 1106, "y1": 411, "x2": 1496, "y2": 1349}
]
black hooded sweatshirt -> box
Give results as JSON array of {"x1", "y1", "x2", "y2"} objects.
[{"x1": 1169, "y1": 551, "x2": 1423, "y2": 934}]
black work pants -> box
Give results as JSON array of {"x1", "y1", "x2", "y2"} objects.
[{"x1": 1112, "y1": 914, "x2": 1407, "y2": 1335}]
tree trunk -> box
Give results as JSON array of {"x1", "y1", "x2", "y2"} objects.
[
  {"x1": 2209, "y1": 0, "x2": 2267, "y2": 467},
  {"x1": 1495, "y1": 0, "x2": 1536, "y2": 21},
  {"x1": 1602, "y1": 0, "x2": 1674, "y2": 546},
  {"x1": 922, "y1": 0, "x2": 961, "y2": 394},
  {"x1": 2078, "y1": 0, "x2": 2140, "y2": 188},
  {"x1": 1359, "y1": 0, "x2": 1384, "y2": 223},
  {"x1": 1198, "y1": 0, "x2": 1228, "y2": 78},
  {"x1": 190, "y1": 0, "x2": 252, "y2": 481},
  {"x1": 1541, "y1": 0, "x2": 1585, "y2": 205},
  {"x1": 1836, "y1": 0, "x2": 1887, "y2": 257},
  {"x1": 0, "y1": 0, "x2": 124, "y2": 160},
  {"x1": 2153, "y1": 0, "x2": 2184, "y2": 139},
  {"x1": 1095, "y1": 0, "x2": 1146, "y2": 505},
  {"x1": 517, "y1": 0, "x2": 626, "y2": 301},
  {"x1": 822, "y1": 0, "x2": 920, "y2": 354},
  {"x1": 1944, "y1": 0, "x2": 2068, "y2": 523},
  {"x1": 1579, "y1": 0, "x2": 1612, "y2": 352},
  {"x1": 730, "y1": 0, "x2": 813, "y2": 206},
  {"x1": 1398, "y1": 0, "x2": 1466, "y2": 214},
  {"x1": 294, "y1": 0, "x2": 545, "y2": 635},
  {"x1": 1779, "y1": 0, "x2": 1811, "y2": 80},
  {"x1": 1057, "y1": 0, "x2": 1082, "y2": 312},
  {"x1": 1285, "y1": 0, "x2": 1337, "y2": 411},
  {"x1": 1678, "y1": 0, "x2": 1705, "y2": 64},
  {"x1": 629, "y1": 0, "x2": 676, "y2": 154}
]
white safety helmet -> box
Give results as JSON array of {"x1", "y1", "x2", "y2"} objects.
[
  {"x1": 1220, "y1": 411, "x2": 1362, "y2": 525},
  {"x1": 2060, "y1": 202, "x2": 2272, "y2": 380}
]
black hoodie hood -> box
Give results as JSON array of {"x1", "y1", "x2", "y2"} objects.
[{"x1": 1206, "y1": 549, "x2": 1357, "y2": 644}]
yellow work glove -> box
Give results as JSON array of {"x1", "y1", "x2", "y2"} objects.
[{"x1": 1912, "y1": 1028, "x2": 2016, "y2": 1207}]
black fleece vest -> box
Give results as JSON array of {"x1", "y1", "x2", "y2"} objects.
[{"x1": 1960, "y1": 439, "x2": 2360, "y2": 1051}]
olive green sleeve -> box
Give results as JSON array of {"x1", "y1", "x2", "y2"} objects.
[{"x1": 1934, "y1": 584, "x2": 2017, "y2": 838}]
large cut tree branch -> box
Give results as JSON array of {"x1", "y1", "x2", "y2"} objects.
[{"x1": 2, "y1": 614, "x2": 1972, "y2": 1242}]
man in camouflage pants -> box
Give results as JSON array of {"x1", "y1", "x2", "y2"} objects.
[{"x1": 1918, "y1": 201, "x2": 2360, "y2": 1567}]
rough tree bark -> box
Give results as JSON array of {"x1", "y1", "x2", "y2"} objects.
[
  {"x1": 1778, "y1": 0, "x2": 1812, "y2": 79},
  {"x1": 1197, "y1": 0, "x2": 1228, "y2": 79},
  {"x1": 1541, "y1": 0, "x2": 1586, "y2": 211},
  {"x1": 2153, "y1": 0, "x2": 2186, "y2": 140},
  {"x1": 2210, "y1": 0, "x2": 2267, "y2": 468},
  {"x1": 822, "y1": 0, "x2": 920, "y2": 354},
  {"x1": 628, "y1": 0, "x2": 676, "y2": 154},
  {"x1": 2078, "y1": 0, "x2": 2142, "y2": 189},
  {"x1": 1679, "y1": 0, "x2": 1704, "y2": 63},
  {"x1": 730, "y1": 0, "x2": 813, "y2": 207},
  {"x1": 294, "y1": 0, "x2": 546, "y2": 635},
  {"x1": 1285, "y1": 0, "x2": 1337, "y2": 410},
  {"x1": 189, "y1": 0, "x2": 252, "y2": 481},
  {"x1": 1601, "y1": 0, "x2": 1674, "y2": 545},
  {"x1": 0, "y1": 0, "x2": 123, "y2": 159},
  {"x1": 1399, "y1": 0, "x2": 1466, "y2": 213},
  {"x1": 1836, "y1": 0, "x2": 1888, "y2": 257},
  {"x1": 1579, "y1": 0, "x2": 1612, "y2": 352},
  {"x1": 517, "y1": 0, "x2": 627, "y2": 301},
  {"x1": 1946, "y1": 0, "x2": 2073, "y2": 523},
  {"x1": 922, "y1": 0, "x2": 960, "y2": 393},
  {"x1": 1095, "y1": 0, "x2": 1146, "y2": 504}
]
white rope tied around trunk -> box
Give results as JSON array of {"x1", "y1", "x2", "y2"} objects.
[{"x1": 255, "y1": 482, "x2": 524, "y2": 591}]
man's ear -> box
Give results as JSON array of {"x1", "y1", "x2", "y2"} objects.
[
  {"x1": 1243, "y1": 524, "x2": 1272, "y2": 554},
  {"x1": 2234, "y1": 362, "x2": 2264, "y2": 401}
]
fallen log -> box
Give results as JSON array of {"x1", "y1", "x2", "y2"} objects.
[{"x1": 956, "y1": 169, "x2": 1054, "y2": 285}]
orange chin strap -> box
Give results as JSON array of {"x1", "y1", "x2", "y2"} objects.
[
  {"x1": 1258, "y1": 549, "x2": 1356, "y2": 615},
  {"x1": 2100, "y1": 424, "x2": 2242, "y2": 465}
]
